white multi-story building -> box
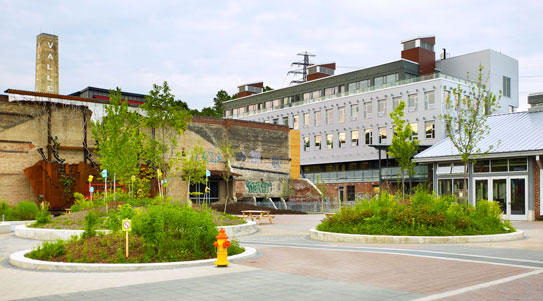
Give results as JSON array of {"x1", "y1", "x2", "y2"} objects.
[{"x1": 223, "y1": 36, "x2": 518, "y2": 200}]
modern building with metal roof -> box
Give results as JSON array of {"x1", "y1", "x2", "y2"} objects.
[
  {"x1": 415, "y1": 104, "x2": 543, "y2": 221},
  {"x1": 223, "y1": 36, "x2": 519, "y2": 201}
]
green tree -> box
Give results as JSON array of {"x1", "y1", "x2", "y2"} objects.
[
  {"x1": 388, "y1": 100, "x2": 419, "y2": 201},
  {"x1": 176, "y1": 145, "x2": 208, "y2": 204},
  {"x1": 213, "y1": 89, "x2": 231, "y2": 115},
  {"x1": 218, "y1": 138, "x2": 238, "y2": 213},
  {"x1": 92, "y1": 88, "x2": 144, "y2": 185},
  {"x1": 141, "y1": 81, "x2": 192, "y2": 178},
  {"x1": 440, "y1": 66, "x2": 500, "y2": 194}
]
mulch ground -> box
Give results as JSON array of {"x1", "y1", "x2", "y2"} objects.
[{"x1": 210, "y1": 202, "x2": 306, "y2": 215}]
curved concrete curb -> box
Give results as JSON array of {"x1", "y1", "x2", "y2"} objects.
[
  {"x1": 309, "y1": 228, "x2": 525, "y2": 244},
  {"x1": 9, "y1": 247, "x2": 257, "y2": 271},
  {"x1": 220, "y1": 221, "x2": 257, "y2": 238},
  {"x1": 15, "y1": 225, "x2": 110, "y2": 241},
  {"x1": 0, "y1": 222, "x2": 11, "y2": 234},
  {"x1": 15, "y1": 221, "x2": 257, "y2": 241}
]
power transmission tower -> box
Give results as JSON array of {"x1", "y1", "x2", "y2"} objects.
[{"x1": 288, "y1": 51, "x2": 315, "y2": 85}]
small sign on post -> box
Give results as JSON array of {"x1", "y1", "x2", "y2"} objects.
[
  {"x1": 102, "y1": 170, "x2": 108, "y2": 213},
  {"x1": 122, "y1": 219, "x2": 131, "y2": 257}
]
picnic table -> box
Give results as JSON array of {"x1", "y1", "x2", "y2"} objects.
[
  {"x1": 324, "y1": 213, "x2": 335, "y2": 219},
  {"x1": 240, "y1": 210, "x2": 275, "y2": 225}
]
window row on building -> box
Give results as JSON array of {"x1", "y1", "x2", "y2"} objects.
[
  {"x1": 225, "y1": 73, "x2": 427, "y2": 118},
  {"x1": 302, "y1": 120, "x2": 436, "y2": 151},
  {"x1": 259, "y1": 90, "x2": 437, "y2": 128}
]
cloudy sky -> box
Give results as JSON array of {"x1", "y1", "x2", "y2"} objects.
[{"x1": 1, "y1": 0, "x2": 542, "y2": 110}]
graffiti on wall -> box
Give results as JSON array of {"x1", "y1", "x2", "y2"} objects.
[
  {"x1": 271, "y1": 156, "x2": 281, "y2": 170},
  {"x1": 202, "y1": 151, "x2": 221, "y2": 163},
  {"x1": 245, "y1": 181, "x2": 272, "y2": 194},
  {"x1": 249, "y1": 150, "x2": 261, "y2": 164},
  {"x1": 235, "y1": 151, "x2": 247, "y2": 162}
]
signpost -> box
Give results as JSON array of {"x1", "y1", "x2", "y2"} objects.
[
  {"x1": 130, "y1": 175, "x2": 136, "y2": 197},
  {"x1": 101, "y1": 170, "x2": 108, "y2": 213},
  {"x1": 122, "y1": 219, "x2": 131, "y2": 257},
  {"x1": 88, "y1": 175, "x2": 94, "y2": 202},
  {"x1": 205, "y1": 170, "x2": 210, "y2": 204}
]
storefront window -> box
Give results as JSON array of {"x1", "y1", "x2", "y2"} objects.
[
  {"x1": 474, "y1": 160, "x2": 490, "y2": 173},
  {"x1": 438, "y1": 179, "x2": 452, "y2": 195},
  {"x1": 509, "y1": 158, "x2": 527, "y2": 171},
  {"x1": 491, "y1": 159, "x2": 508, "y2": 172}
]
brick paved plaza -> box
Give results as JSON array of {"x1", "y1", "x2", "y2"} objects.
[{"x1": 1, "y1": 215, "x2": 542, "y2": 300}]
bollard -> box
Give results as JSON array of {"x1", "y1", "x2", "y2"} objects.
[{"x1": 213, "y1": 228, "x2": 231, "y2": 267}]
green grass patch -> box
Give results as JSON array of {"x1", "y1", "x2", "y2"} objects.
[{"x1": 317, "y1": 190, "x2": 515, "y2": 236}]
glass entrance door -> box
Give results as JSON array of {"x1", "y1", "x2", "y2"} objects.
[
  {"x1": 510, "y1": 178, "x2": 527, "y2": 219},
  {"x1": 475, "y1": 179, "x2": 489, "y2": 204},
  {"x1": 484, "y1": 177, "x2": 528, "y2": 220},
  {"x1": 492, "y1": 179, "x2": 507, "y2": 215}
]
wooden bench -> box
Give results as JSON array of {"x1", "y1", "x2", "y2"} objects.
[
  {"x1": 241, "y1": 210, "x2": 275, "y2": 225},
  {"x1": 324, "y1": 213, "x2": 335, "y2": 219}
]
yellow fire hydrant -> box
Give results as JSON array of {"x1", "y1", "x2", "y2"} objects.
[{"x1": 213, "y1": 228, "x2": 231, "y2": 267}]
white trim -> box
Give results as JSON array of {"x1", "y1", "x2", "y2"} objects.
[{"x1": 416, "y1": 151, "x2": 543, "y2": 163}]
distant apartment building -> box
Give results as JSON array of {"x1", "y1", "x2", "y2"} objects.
[{"x1": 223, "y1": 36, "x2": 519, "y2": 201}]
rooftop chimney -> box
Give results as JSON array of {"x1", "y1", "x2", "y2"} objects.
[
  {"x1": 401, "y1": 36, "x2": 435, "y2": 76},
  {"x1": 307, "y1": 63, "x2": 336, "y2": 81},
  {"x1": 237, "y1": 82, "x2": 264, "y2": 98}
]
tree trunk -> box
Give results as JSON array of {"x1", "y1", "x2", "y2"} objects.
[
  {"x1": 187, "y1": 176, "x2": 191, "y2": 205},
  {"x1": 223, "y1": 177, "x2": 229, "y2": 213},
  {"x1": 401, "y1": 169, "x2": 405, "y2": 202}
]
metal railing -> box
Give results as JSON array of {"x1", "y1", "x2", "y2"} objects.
[
  {"x1": 302, "y1": 166, "x2": 428, "y2": 183},
  {"x1": 253, "y1": 200, "x2": 357, "y2": 213}
]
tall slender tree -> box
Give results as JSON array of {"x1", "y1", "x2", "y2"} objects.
[
  {"x1": 92, "y1": 88, "x2": 144, "y2": 185},
  {"x1": 440, "y1": 66, "x2": 500, "y2": 195},
  {"x1": 141, "y1": 81, "x2": 192, "y2": 178},
  {"x1": 388, "y1": 100, "x2": 419, "y2": 200},
  {"x1": 218, "y1": 138, "x2": 238, "y2": 213}
]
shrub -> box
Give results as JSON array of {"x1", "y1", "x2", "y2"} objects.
[
  {"x1": 0, "y1": 201, "x2": 16, "y2": 221},
  {"x1": 34, "y1": 202, "x2": 51, "y2": 225},
  {"x1": 83, "y1": 210, "x2": 99, "y2": 238},
  {"x1": 71, "y1": 193, "x2": 95, "y2": 212},
  {"x1": 15, "y1": 201, "x2": 39, "y2": 220},
  {"x1": 133, "y1": 204, "x2": 218, "y2": 261},
  {"x1": 317, "y1": 192, "x2": 515, "y2": 236},
  {"x1": 26, "y1": 239, "x2": 65, "y2": 260},
  {"x1": 105, "y1": 204, "x2": 138, "y2": 231},
  {"x1": 227, "y1": 239, "x2": 245, "y2": 256}
]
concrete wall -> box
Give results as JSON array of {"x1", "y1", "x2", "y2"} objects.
[
  {"x1": 0, "y1": 101, "x2": 295, "y2": 205},
  {"x1": 0, "y1": 101, "x2": 93, "y2": 206},
  {"x1": 182, "y1": 118, "x2": 292, "y2": 200}
]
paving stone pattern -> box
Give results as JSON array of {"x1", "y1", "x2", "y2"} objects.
[
  {"x1": 2, "y1": 215, "x2": 543, "y2": 300},
  {"x1": 14, "y1": 270, "x2": 422, "y2": 301}
]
